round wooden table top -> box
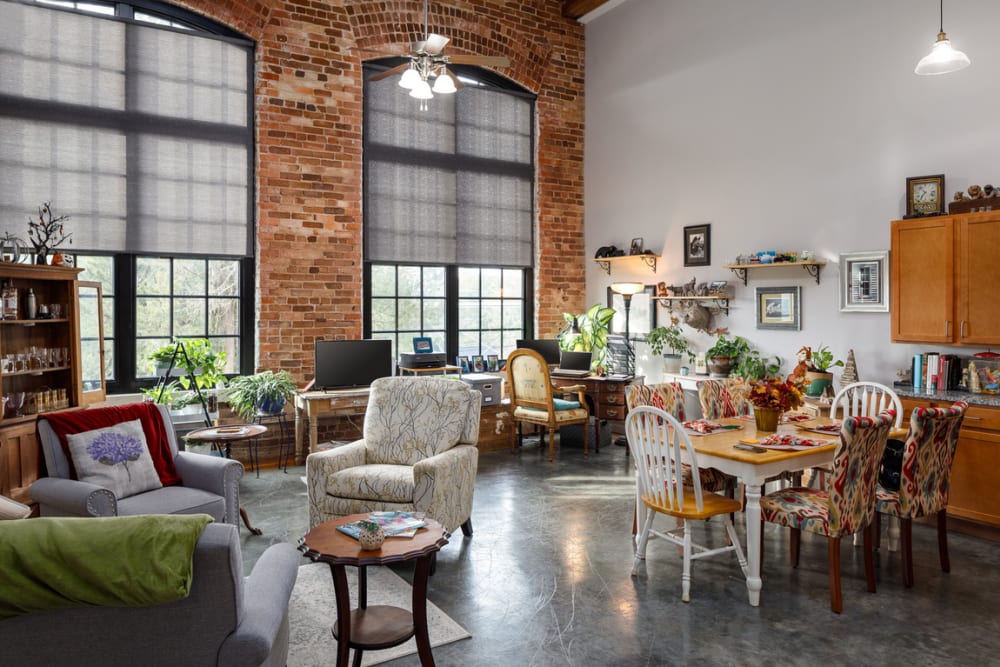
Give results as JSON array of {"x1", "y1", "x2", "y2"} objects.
[
  {"x1": 184, "y1": 424, "x2": 267, "y2": 443},
  {"x1": 299, "y1": 514, "x2": 448, "y2": 567}
]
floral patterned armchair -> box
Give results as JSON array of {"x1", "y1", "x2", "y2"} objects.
[{"x1": 306, "y1": 376, "x2": 480, "y2": 536}]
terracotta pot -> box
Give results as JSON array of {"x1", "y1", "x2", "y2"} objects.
[{"x1": 754, "y1": 406, "x2": 781, "y2": 432}]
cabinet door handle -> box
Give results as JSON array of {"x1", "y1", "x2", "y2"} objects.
[
  {"x1": 964, "y1": 415, "x2": 982, "y2": 421},
  {"x1": 605, "y1": 408, "x2": 619, "y2": 418},
  {"x1": 946, "y1": 320, "x2": 951, "y2": 337},
  {"x1": 961, "y1": 321, "x2": 967, "y2": 338}
]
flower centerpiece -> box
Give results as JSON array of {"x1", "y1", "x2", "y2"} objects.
[{"x1": 748, "y1": 376, "x2": 803, "y2": 432}]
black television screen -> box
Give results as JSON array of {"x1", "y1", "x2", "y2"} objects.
[
  {"x1": 516, "y1": 339, "x2": 561, "y2": 365},
  {"x1": 314, "y1": 339, "x2": 393, "y2": 390}
]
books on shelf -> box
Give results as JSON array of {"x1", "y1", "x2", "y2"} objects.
[{"x1": 337, "y1": 511, "x2": 427, "y2": 540}]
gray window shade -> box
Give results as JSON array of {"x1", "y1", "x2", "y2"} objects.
[
  {"x1": 364, "y1": 70, "x2": 534, "y2": 268},
  {"x1": 0, "y1": 1, "x2": 252, "y2": 257}
]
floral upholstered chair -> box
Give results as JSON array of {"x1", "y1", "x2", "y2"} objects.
[
  {"x1": 759, "y1": 413, "x2": 893, "y2": 613},
  {"x1": 697, "y1": 378, "x2": 752, "y2": 419},
  {"x1": 506, "y1": 348, "x2": 591, "y2": 462},
  {"x1": 306, "y1": 376, "x2": 480, "y2": 536},
  {"x1": 874, "y1": 401, "x2": 967, "y2": 588}
]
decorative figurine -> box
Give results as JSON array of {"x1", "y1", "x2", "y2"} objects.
[
  {"x1": 968, "y1": 362, "x2": 981, "y2": 393},
  {"x1": 787, "y1": 346, "x2": 811, "y2": 385},
  {"x1": 968, "y1": 184, "x2": 984, "y2": 199},
  {"x1": 840, "y1": 349, "x2": 858, "y2": 389}
]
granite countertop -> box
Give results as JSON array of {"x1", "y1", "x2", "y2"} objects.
[{"x1": 894, "y1": 386, "x2": 1000, "y2": 408}]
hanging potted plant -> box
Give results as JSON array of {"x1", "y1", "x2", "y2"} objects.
[
  {"x1": 225, "y1": 370, "x2": 298, "y2": 421},
  {"x1": 646, "y1": 324, "x2": 691, "y2": 374},
  {"x1": 804, "y1": 344, "x2": 843, "y2": 397}
]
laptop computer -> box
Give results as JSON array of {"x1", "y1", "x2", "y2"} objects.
[{"x1": 551, "y1": 350, "x2": 592, "y2": 377}]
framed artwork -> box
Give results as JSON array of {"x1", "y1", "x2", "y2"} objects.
[
  {"x1": 487, "y1": 354, "x2": 499, "y2": 372},
  {"x1": 839, "y1": 250, "x2": 889, "y2": 312},
  {"x1": 755, "y1": 286, "x2": 801, "y2": 330},
  {"x1": 607, "y1": 285, "x2": 656, "y2": 336},
  {"x1": 629, "y1": 237, "x2": 644, "y2": 255},
  {"x1": 412, "y1": 337, "x2": 432, "y2": 353},
  {"x1": 472, "y1": 355, "x2": 485, "y2": 372},
  {"x1": 456, "y1": 355, "x2": 470, "y2": 373},
  {"x1": 683, "y1": 224, "x2": 710, "y2": 267}
]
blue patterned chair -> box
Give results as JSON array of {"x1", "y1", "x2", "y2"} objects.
[{"x1": 306, "y1": 376, "x2": 480, "y2": 536}]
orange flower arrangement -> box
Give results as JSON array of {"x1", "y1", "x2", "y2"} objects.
[{"x1": 748, "y1": 377, "x2": 803, "y2": 412}]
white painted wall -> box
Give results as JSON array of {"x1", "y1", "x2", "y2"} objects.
[{"x1": 584, "y1": 0, "x2": 1000, "y2": 387}]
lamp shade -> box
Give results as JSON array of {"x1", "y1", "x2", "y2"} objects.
[
  {"x1": 399, "y1": 67, "x2": 421, "y2": 89},
  {"x1": 611, "y1": 282, "x2": 645, "y2": 297},
  {"x1": 408, "y1": 78, "x2": 433, "y2": 100},
  {"x1": 432, "y1": 70, "x2": 457, "y2": 94},
  {"x1": 915, "y1": 32, "x2": 970, "y2": 75}
]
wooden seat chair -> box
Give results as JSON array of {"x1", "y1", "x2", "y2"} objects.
[
  {"x1": 506, "y1": 348, "x2": 590, "y2": 462},
  {"x1": 874, "y1": 401, "x2": 967, "y2": 588},
  {"x1": 759, "y1": 413, "x2": 893, "y2": 613},
  {"x1": 626, "y1": 406, "x2": 747, "y2": 602}
]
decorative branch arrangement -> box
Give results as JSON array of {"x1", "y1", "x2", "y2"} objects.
[{"x1": 28, "y1": 202, "x2": 71, "y2": 263}]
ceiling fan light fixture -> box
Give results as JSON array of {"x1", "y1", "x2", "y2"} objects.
[
  {"x1": 915, "y1": 0, "x2": 970, "y2": 75},
  {"x1": 399, "y1": 66, "x2": 421, "y2": 89},
  {"x1": 432, "y1": 69, "x2": 457, "y2": 94},
  {"x1": 409, "y1": 78, "x2": 433, "y2": 100}
]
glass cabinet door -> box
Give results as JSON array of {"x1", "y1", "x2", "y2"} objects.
[{"x1": 78, "y1": 281, "x2": 106, "y2": 405}]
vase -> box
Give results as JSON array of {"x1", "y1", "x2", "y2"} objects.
[
  {"x1": 754, "y1": 407, "x2": 781, "y2": 432},
  {"x1": 804, "y1": 371, "x2": 833, "y2": 397},
  {"x1": 357, "y1": 524, "x2": 385, "y2": 551}
]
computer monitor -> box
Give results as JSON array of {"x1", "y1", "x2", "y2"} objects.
[
  {"x1": 559, "y1": 350, "x2": 592, "y2": 371},
  {"x1": 314, "y1": 339, "x2": 393, "y2": 390},
  {"x1": 516, "y1": 339, "x2": 561, "y2": 365}
]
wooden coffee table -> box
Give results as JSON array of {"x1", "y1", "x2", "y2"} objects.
[
  {"x1": 299, "y1": 514, "x2": 449, "y2": 667},
  {"x1": 184, "y1": 424, "x2": 267, "y2": 535}
]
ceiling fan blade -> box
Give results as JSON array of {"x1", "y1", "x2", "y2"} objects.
[
  {"x1": 369, "y1": 63, "x2": 410, "y2": 82},
  {"x1": 423, "y1": 33, "x2": 450, "y2": 55},
  {"x1": 447, "y1": 55, "x2": 510, "y2": 67}
]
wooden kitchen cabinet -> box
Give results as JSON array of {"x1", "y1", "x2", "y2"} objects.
[
  {"x1": 891, "y1": 211, "x2": 1000, "y2": 345},
  {"x1": 900, "y1": 397, "x2": 1000, "y2": 527}
]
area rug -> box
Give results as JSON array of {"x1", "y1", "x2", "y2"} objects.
[{"x1": 288, "y1": 563, "x2": 471, "y2": 666}]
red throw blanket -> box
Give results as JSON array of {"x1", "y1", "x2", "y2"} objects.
[{"x1": 42, "y1": 403, "x2": 181, "y2": 486}]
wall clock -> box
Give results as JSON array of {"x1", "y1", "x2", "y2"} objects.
[{"x1": 905, "y1": 174, "x2": 945, "y2": 218}]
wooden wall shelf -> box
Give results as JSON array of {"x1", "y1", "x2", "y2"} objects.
[
  {"x1": 652, "y1": 295, "x2": 730, "y2": 315},
  {"x1": 593, "y1": 254, "x2": 658, "y2": 275},
  {"x1": 722, "y1": 260, "x2": 827, "y2": 286}
]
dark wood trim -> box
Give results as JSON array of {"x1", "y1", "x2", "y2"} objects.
[{"x1": 563, "y1": 0, "x2": 612, "y2": 19}]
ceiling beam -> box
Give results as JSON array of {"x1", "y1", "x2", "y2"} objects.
[{"x1": 562, "y1": 0, "x2": 611, "y2": 20}]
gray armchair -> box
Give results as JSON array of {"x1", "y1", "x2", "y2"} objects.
[
  {"x1": 30, "y1": 403, "x2": 243, "y2": 527},
  {"x1": 0, "y1": 522, "x2": 299, "y2": 666}
]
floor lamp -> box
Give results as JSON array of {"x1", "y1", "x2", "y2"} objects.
[{"x1": 611, "y1": 281, "x2": 644, "y2": 376}]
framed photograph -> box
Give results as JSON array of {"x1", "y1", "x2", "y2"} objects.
[
  {"x1": 629, "y1": 237, "x2": 644, "y2": 255},
  {"x1": 472, "y1": 355, "x2": 485, "y2": 372},
  {"x1": 456, "y1": 355, "x2": 470, "y2": 373},
  {"x1": 683, "y1": 224, "x2": 710, "y2": 267},
  {"x1": 839, "y1": 250, "x2": 889, "y2": 312},
  {"x1": 487, "y1": 354, "x2": 499, "y2": 372},
  {"x1": 905, "y1": 174, "x2": 945, "y2": 218},
  {"x1": 412, "y1": 336, "x2": 433, "y2": 353},
  {"x1": 708, "y1": 280, "x2": 728, "y2": 295},
  {"x1": 607, "y1": 285, "x2": 656, "y2": 336},
  {"x1": 755, "y1": 286, "x2": 801, "y2": 330}
]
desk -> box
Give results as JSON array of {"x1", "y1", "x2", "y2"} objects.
[
  {"x1": 295, "y1": 389, "x2": 371, "y2": 464},
  {"x1": 398, "y1": 365, "x2": 461, "y2": 377},
  {"x1": 550, "y1": 374, "x2": 643, "y2": 448},
  {"x1": 299, "y1": 515, "x2": 449, "y2": 667}
]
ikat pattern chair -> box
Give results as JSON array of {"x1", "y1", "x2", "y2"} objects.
[
  {"x1": 306, "y1": 376, "x2": 480, "y2": 535},
  {"x1": 874, "y1": 401, "x2": 967, "y2": 588},
  {"x1": 506, "y1": 348, "x2": 591, "y2": 462},
  {"x1": 626, "y1": 406, "x2": 747, "y2": 602},
  {"x1": 697, "y1": 378, "x2": 752, "y2": 419},
  {"x1": 759, "y1": 413, "x2": 893, "y2": 613}
]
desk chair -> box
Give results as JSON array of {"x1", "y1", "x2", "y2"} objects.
[{"x1": 506, "y1": 348, "x2": 591, "y2": 462}]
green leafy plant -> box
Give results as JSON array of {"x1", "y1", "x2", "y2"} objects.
[
  {"x1": 225, "y1": 370, "x2": 298, "y2": 420},
  {"x1": 558, "y1": 303, "x2": 616, "y2": 370},
  {"x1": 733, "y1": 350, "x2": 782, "y2": 380},
  {"x1": 808, "y1": 344, "x2": 844, "y2": 373},
  {"x1": 148, "y1": 338, "x2": 228, "y2": 392},
  {"x1": 705, "y1": 334, "x2": 750, "y2": 362},
  {"x1": 646, "y1": 325, "x2": 691, "y2": 360}
]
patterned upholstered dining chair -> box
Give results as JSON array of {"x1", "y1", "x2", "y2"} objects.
[
  {"x1": 697, "y1": 378, "x2": 752, "y2": 419},
  {"x1": 506, "y1": 348, "x2": 591, "y2": 462},
  {"x1": 874, "y1": 401, "x2": 967, "y2": 588},
  {"x1": 759, "y1": 413, "x2": 894, "y2": 613}
]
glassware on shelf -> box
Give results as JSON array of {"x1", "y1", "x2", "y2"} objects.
[{"x1": 4, "y1": 392, "x2": 26, "y2": 418}]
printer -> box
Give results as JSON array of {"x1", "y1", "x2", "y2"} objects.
[{"x1": 399, "y1": 352, "x2": 448, "y2": 369}]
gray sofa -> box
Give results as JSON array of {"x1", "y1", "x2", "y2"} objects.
[{"x1": 0, "y1": 522, "x2": 299, "y2": 666}]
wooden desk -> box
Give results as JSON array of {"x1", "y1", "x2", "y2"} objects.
[
  {"x1": 295, "y1": 389, "x2": 371, "y2": 464},
  {"x1": 299, "y1": 515, "x2": 448, "y2": 667},
  {"x1": 550, "y1": 374, "x2": 644, "y2": 448},
  {"x1": 398, "y1": 365, "x2": 461, "y2": 377}
]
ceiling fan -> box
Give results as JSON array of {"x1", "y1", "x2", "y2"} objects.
[{"x1": 366, "y1": 0, "x2": 510, "y2": 106}]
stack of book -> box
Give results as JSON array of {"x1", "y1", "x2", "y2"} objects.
[
  {"x1": 912, "y1": 353, "x2": 962, "y2": 392},
  {"x1": 337, "y1": 511, "x2": 427, "y2": 540}
]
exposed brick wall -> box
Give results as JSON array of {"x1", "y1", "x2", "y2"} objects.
[{"x1": 178, "y1": 0, "x2": 586, "y2": 380}]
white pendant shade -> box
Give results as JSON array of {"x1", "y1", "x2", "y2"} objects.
[
  {"x1": 611, "y1": 282, "x2": 645, "y2": 296},
  {"x1": 398, "y1": 67, "x2": 421, "y2": 89},
  {"x1": 432, "y1": 70, "x2": 457, "y2": 94},
  {"x1": 408, "y1": 78, "x2": 433, "y2": 100},
  {"x1": 915, "y1": 32, "x2": 970, "y2": 75}
]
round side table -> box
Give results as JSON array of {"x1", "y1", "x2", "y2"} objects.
[
  {"x1": 299, "y1": 514, "x2": 449, "y2": 667},
  {"x1": 184, "y1": 424, "x2": 267, "y2": 535}
]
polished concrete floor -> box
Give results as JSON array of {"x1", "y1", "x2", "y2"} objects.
[{"x1": 238, "y1": 437, "x2": 1000, "y2": 666}]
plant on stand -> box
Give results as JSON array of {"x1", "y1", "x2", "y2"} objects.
[
  {"x1": 143, "y1": 338, "x2": 228, "y2": 414},
  {"x1": 225, "y1": 370, "x2": 298, "y2": 421},
  {"x1": 804, "y1": 344, "x2": 843, "y2": 397},
  {"x1": 646, "y1": 324, "x2": 691, "y2": 375},
  {"x1": 558, "y1": 303, "x2": 616, "y2": 372}
]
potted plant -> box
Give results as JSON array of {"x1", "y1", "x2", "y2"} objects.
[
  {"x1": 733, "y1": 349, "x2": 782, "y2": 381},
  {"x1": 704, "y1": 334, "x2": 750, "y2": 377},
  {"x1": 804, "y1": 344, "x2": 844, "y2": 397},
  {"x1": 145, "y1": 339, "x2": 228, "y2": 415},
  {"x1": 558, "y1": 303, "x2": 616, "y2": 372},
  {"x1": 225, "y1": 370, "x2": 298, "y2": 421},
  {"x1": 646, "y1": 324, "x2": 691, "y2": 374}
]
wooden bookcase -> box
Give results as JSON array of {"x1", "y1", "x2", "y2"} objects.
[{"x1": 0, "y1": 263, "x2": 101, "y2": 509}]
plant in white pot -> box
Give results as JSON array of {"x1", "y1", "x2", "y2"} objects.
[
  {"x1": 225, "y1": 370, "x2": 298, "y2": 420},
  {"x1": 645, "y1": 324, "x2": 691, "y2": 374}
]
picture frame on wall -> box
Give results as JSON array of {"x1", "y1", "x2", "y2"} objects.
[
  {"x1": 756, "y1": 286, "x2": 801, "y2": 330},
  {"x1": 839, "y1": 250, "x2": 889, "y2": 312},
  {"x1": 629, "y1": 237, "x2": 644, "y2": 255},
  {"x1": 607, "y1": 285, "x2": 656, "y2": 336},
  {"x1": 683, "y1": 224, "x2": 710, "y2": 267}
]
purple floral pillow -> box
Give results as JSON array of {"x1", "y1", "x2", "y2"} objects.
[{"x1": 67, "y1": 419, "x2": 162, "y2": 499}]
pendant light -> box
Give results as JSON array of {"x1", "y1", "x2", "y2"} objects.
[{"x1": 915, "y1": 0, "x2": 970, "y2": 75}]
